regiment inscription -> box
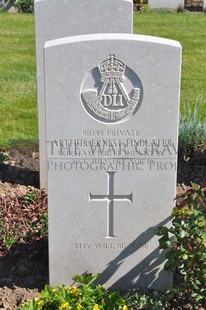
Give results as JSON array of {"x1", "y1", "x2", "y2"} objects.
[{"x1": 81, "y1": 54, "x2": 143, "y2": 123}]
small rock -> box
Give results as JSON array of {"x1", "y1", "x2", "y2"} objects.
[{"x1": 32, "y1": 152, "x2": 38, "y2": 160}]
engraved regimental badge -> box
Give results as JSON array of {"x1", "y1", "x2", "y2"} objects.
[{"x1": 81, "y1": 54, "x2": 143, "y2": 123}]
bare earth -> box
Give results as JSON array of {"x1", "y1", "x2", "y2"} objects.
[{"x1": 0, "y1": 147, "x2": 205, "y2": 310}]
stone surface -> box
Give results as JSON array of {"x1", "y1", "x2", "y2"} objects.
[
  {"x1": 148, "y1": 0, "x2": 184, "y2": 9},
  {"x1": 34, "y1": 0, "x2": 133, "y2": 189},
  {"x1": 44, "y1": 33, "x2": 182, "y2": 292},
  {"x1": 7, "y1": 5, "x2": 18, "y2": 13}
]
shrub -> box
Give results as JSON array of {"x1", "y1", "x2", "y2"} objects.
[
  {"x1": 19, "y1": 273, "x2": 128, "y2": 310},
  {"x1": 123, "y1": 289, "x2": 167, "y2": 309},
  {"x1": 156, "y1": 183, "x2": 206, "y2": 307},
  {"x1": 5, "y1": 0, "x2": 34, "y2": 12}
]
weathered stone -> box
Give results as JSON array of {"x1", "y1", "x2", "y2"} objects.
[
  {"x1": 148, "y1": 0, "x2": 184, "y2": 9},
  {"x1": 34, "y1": 0, "x2": 133, "y2": 189},
  {"x1": 44, "y1": 33, "x2": 182, "y2": 291}
]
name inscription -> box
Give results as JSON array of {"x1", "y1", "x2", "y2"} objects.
[{"x1": 47, "y1": 129, "x2": 177, "y2": 172}]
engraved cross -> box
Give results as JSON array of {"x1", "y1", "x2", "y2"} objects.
[{"x1": 89, "y1": 171, "x2": 133, "y2": 238}]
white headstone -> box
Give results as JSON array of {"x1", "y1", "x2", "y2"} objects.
[
  {"x1": 44, "y1": 33, "x2": 182, "y2": 291},
  {"x1": 34, "y1": 0, "x2": 133, "y2": 189},
  {"x1": 148, "y1": 0, "x2": 184, "y2": 9}
]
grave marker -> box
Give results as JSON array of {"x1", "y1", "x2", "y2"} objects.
[
  {"x1": 148, "y1": 0, "x2": 184, "y2": 9},
  {"x1": 34, "y1": 0, "x2": 133, "y2": 188},
  {"x1": 44, "y1": 33, "x2": 182, "y2": 291}
]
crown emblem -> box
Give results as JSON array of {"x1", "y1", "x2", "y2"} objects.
[
  {"x1": 81, "y1": 54, "x2": 143, "y2": 123},
  {"x1": 99, "y1": 54, "x2": 125, "y2": 81}
]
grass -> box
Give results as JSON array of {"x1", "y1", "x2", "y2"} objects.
[
  {"x1": 133, "y1": 11, "x2": 206, "y2": 120},
  {"x1": 0, "y1": 11, "x2": 37, "y2": 146},
  {"x1": 0, "y1": 11, "x2": 206, "y2": 146}
]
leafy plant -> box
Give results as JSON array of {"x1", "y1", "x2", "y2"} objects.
[
  {"x1": 140, "y1": 4, "x2": 151, "y2": 13},
  {"x1": 0, "y1": 189, "x2": 47, "y2": 251},
  {"x1": 124, "y1": 289, "x2": 167, "y2": 309},
  {"x1": 156, "y1": 183, "x2": 206, "y2": 307},
  {"x1": 22, "y1": 190, "x2": 37, "y2": 204},
  {"x1": 5, "y1": 0, "x2": 34, "y2": 12},
  {"x1": 19, "y1": 273, "x2": 128, "y2": 310}
]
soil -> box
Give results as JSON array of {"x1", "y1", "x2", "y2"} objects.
[{"x1": 0, "y1": 146, "x2": 205, "y2": 310}]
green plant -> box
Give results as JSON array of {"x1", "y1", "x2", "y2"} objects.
[
  {"x1": 3, "y1": 235, "x2": 17, "y2": 248},
  {"x1": 5, "y1": 0, "x2": 34, "y2": 12},
  {"x1": 21, "y1": 190, "x2": 48, "y2": 241},
  {"x1": 133, "y1": 0, "x2": 147, "y2": 4},
  {"x1": 19, "y1": 273, "x2": 128, "y2": 310},
  {"x1": 156, "y1": 183, "x2": 206, "y2": 307},
  {"x1": 140, "y1": 4, "x2": 151, "y2": 13},
  {"x1": 179, "y1": 100, "x2": 206, "y2": 153},
  {"x1": 0, "y1": 152, "x2": 8, "y2": 164},
  {"x1": 176, "y1": 4, "x2": 185, "y2": 13},
  {"x1": 124, "y1": 289, "x2": 167, "y2": 309},
  {"x1": 22, "y1": 190, "x2": 36, "y2": 204},
  {"x1": 0, "y1": 189, "x2": 47, "y2": 251}
]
